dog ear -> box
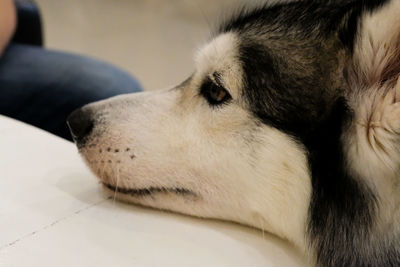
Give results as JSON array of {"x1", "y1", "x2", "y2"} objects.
[
  {"x1": 345, "y1": 0, "x2": 400, "y2": 175},
  {"x1": 349, "y1": 0, "x2": 400, "y2": 86}
]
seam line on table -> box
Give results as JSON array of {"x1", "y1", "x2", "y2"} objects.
[{"x1": 0, "y1": 196, "x2": 112, "y2": 251}]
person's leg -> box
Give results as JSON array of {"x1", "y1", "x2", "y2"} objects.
[{"x1": 0, "y1": 43, "x2": 142, "y2": 140}]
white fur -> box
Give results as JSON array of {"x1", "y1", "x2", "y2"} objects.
[{"x1": 351, "y1": 0, "x2": 400, "y2": 86}]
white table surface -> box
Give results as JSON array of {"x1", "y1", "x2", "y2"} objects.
[{"x1": 0, "y1": 115, "x2": 308, "y2": 267}]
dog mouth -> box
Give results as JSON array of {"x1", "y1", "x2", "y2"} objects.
[{"x1": 102, "y1": 183, "x2": 197, "y2": 198}]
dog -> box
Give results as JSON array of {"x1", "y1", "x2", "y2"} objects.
[{"x1": 67, "y1": 0, "x2": 400, "y2": 266}]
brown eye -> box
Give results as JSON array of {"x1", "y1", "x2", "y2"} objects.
[
  {"x1": 210, "y1": 85, "x2": 227, "y2": 102},
  {"x1": 200, "y1": 78, "x2": 232, "y2": 106}
]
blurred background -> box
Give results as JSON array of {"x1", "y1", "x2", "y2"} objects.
[{"x1": 35, "y1": 0, "x2": 248, "y2": 91}]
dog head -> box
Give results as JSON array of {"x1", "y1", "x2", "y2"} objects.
[
  {"x1": 67, "y1": 29, "x2": 312, "y2": 246},
  {"x1": 68, "y1": 1, "x2": 400, "y2": 265}
]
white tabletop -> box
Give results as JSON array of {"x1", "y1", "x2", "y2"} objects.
[{"x1": 0, "y1": 115, "x2": 308, "y2": 267}]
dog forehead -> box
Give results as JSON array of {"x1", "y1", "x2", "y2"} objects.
[
  {"x1": 194, "y1": 32, "x2": 240, "y2": 75},
  {"x1": 193, "y1": 32, "x2": 244, "y2": 100}
]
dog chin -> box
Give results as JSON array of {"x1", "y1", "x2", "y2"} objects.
[
  {"x1": 102, "y1": 182, "x2": 197, "y2": 199},
  {"x1": 100, "y1": 182, "x2": 204, "y2": 216}
]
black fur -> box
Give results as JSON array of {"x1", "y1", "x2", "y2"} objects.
[
  {"x1": 220, "y1": 1, "x2": 397, "y2": 266},
  {"x1": 104, "y1": 183, "x2": 196, "y2": 197}
]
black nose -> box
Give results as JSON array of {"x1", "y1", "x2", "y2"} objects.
[{"x1": 67, "y1": 108, "x2": 94, "y2": 143}]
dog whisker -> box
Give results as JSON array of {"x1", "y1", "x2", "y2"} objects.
[
  {"x1": 260, "y1": 217, "x2": 265, "y2": 241},
  {"x1": 113, "y1": 165, "x2": 121, "y2": 206}
]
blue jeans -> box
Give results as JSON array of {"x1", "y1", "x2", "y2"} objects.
[{"x1": 0, "y1": 44, "x2": 142, "y2": 140}]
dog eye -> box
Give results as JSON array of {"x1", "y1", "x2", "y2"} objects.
[{"x1": 200, "y1": 79, "x2": 231, "y2": 106}]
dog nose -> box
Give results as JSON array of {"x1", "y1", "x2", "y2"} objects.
[{"x1": 67, "y1": 108, "x2": 94, "y2": 143}]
